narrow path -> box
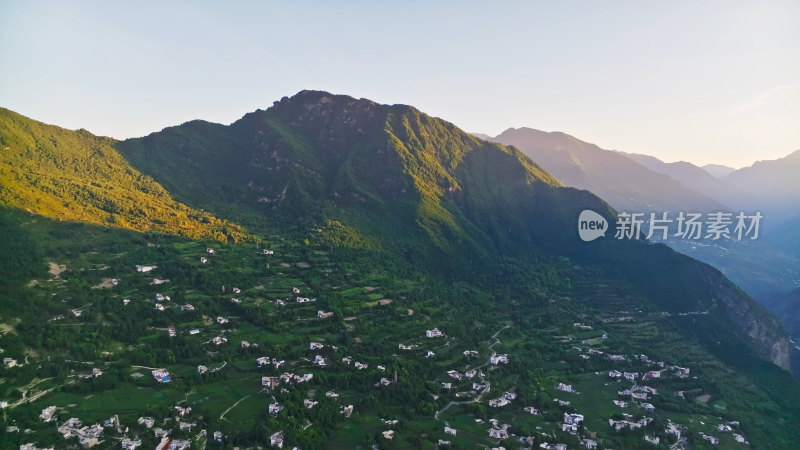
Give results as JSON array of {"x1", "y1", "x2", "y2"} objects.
[
  {"x1": 220, "y1": 388, "x2": 266, "y2": 420},
  {"x1": 8, "y1": 377, "x2": 72, "y2": 409}
]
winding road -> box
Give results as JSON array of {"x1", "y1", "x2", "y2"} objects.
[{"x1": 434, "y1": 323, "x2": 511, "y2": 426}]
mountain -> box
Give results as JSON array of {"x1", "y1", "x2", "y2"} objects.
[
  {"x1": 115, "y1": 92, "x2": 788, "y2": 366},
  {"x1": 621, "y1": 152, "x2": 751, "y2": 210},
  {"x1": 483, "y1": 128, "x2": 799, "y2": 299},
  {"x1": 760, "y1": 288, "x2": 800, "y2": 341},
  {"x1": 2, "y1": 92, "x2": 800, "y2": 448},
  {"x1": 0, "y1": 107, "x2": 250, "y2": 242},
  {"x1": 702, "y1": 163, "x2": 736, "y2": 177},
  {"x1": 485, "y1": 127, "x2": 727, "y2": 213},
  {"x1": 724, "y1": 150, "x2": 800, "y2": 219},
  {"x1": 766, "y1": 214, "x2": 800, "y2": 260},
  {"x1": 470, "y1": 132, "x2": 493, "y2": 141},
  {"x1": 118, "y1": 92, "x2": 567, "y2": 263}
]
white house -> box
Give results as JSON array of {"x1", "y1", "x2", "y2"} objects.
[
  {"x1": 643, "y1": 370, "x2": 662, "y2": 380},
  {"x1": 444, "y1": 426, "x2": 457, "y2": 436},
  {"x1": 583, "y1": 439, "x2": 598, "y2": 449},
  {"x1": 644, "y1": 435, "x2": 660, "y2": 445},
  {"x1": 340, "y1": 404, "x2": 354, "y2": 417},
  {"x1": 489, "y1": 353, "x2": 509, "y2": 365},
  {"x1": 556, "y1": 383, "x2": 575, "y2": 393},
  {"x1": 39, "y1": 406, "x2": 57, "y2": 422},
  {"x1": 489, "y1": 398, "x2": 509, "y2": 407},
  {"x1": 121, "y1": 438, "x2": 142, "y2": 450},
  {"x1": 426, "y1": 328, "x2": 444, "y2": 338},
  {"x1": 270, "y1": 431, "x2": 283, "y2": 448},
  {"x1": 138, "y1": 417, "x2": 155, "y2": 429},
  {"x1": 152, "y1": 368, "x2": 170, "y2": 383},
  {"x1": 268, "y1": 403, "x2": 283, "y2": 414},
  {"x1": 488, "y1": 428, "x2": 508, "y2": 439}
]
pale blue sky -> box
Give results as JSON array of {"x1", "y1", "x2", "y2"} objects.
[{"x1": 1, "y1": 1, "x2": 798, "y2": 168}]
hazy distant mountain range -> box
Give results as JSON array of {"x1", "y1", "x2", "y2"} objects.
[
  {"x1": 479, "y1": 127, "x2": 800, "y2": 334},
  {"x1": 480, "y1": 127, "x2": 800, "y2": 222},
  {"x1": 481, "y1": 128, "x2": 726, "y2": 213},
  {"x1": 702, "y1": 163, "x2": 736, "y2": 178}
]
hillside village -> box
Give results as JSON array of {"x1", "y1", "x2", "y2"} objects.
[{"x1": 0, "y1": 221, "x2": 764, "y2": 449}]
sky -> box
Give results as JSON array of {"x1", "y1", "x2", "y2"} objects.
[{"x1": 1, "y1": 1, "x2": 798, "y2": 169}]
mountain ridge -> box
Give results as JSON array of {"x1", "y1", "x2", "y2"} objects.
[
  {"x1": 486, "y1": 127, "x2": 728, "y2": 213},
  {"x1": 0, "y1": 92, "x2": 793, "y2": 371},
  {"x1": 113, "y1": 91, "x2": 790, "y2": 372}
]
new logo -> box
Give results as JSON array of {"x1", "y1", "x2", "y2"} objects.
[{"x1": 578, "y1": 210, "x2": 608, "y2": 242}]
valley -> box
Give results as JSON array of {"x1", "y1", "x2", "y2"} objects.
[
  {"x1": 2, "y1": 208, "x2": 800, "y2": 449},
  {"x1": 1, "y1": 91, "x2": 799, "y2": 449}
]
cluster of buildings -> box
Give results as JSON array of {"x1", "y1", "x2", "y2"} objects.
[
  {"x1": 488, "y1": 390, "x2": 517, "y2": 408},
  {"x1": 57, "y1": 417, "x2": 104, "y2": 448},
  {"x1": 261, "y1": 372, "x2": 313, "y2": 389}
]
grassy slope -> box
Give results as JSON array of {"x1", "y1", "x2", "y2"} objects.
[{"x1": 0, "y1": 108, "x2": 250, "y2": 242}]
